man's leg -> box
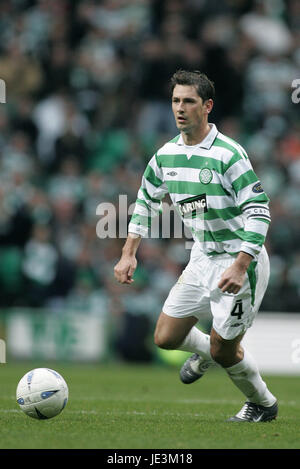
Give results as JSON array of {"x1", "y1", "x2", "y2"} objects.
[
  {"x1": 154, "y1": 312, "x2": 215, "y2": 382},
  {"x1": 210, "y1": 328, "x2": 277, "y2": 421},
  {"x1": 154, "y1": 312, "x2": 213, "y2": 357},
  {"x1": 210, "y1": 327, "x2": 244, "y2": 367},
  {"x1": 154, "y1": 312, "x2": 199, "y2": 350}
]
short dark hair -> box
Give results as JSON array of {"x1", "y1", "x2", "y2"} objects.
[{"x1": 170, "y1": 70, "x2": 215, "y2": 102}]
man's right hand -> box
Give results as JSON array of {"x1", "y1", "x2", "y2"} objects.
[
  {"x1": 114, "y1": 255, "x2": 137, "y2": 284},
  {"x1": 114, "y1": 233, "x2": 141, "y2": 284}
]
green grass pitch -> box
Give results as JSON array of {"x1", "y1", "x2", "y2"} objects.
[{"x1": 0, "y1": 361, "x2": 299, "y2": 449}]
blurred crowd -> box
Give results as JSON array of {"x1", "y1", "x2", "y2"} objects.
[{"x1": 0, "y1": 0, "x2": 299, "y2": 343}]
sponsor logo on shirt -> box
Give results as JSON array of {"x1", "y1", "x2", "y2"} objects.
[{"x1": 177, "y1": 194, "x2": 208, "y2": 217}]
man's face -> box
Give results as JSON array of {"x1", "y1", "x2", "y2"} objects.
[{"x1": 172, "y1": 84, "x2": 212, "y2": 133}]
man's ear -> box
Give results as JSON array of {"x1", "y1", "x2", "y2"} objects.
[{"x1": 205, "y1": 99, "x2": 214, "y2": 114}]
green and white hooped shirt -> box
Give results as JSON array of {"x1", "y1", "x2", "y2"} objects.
[{"x1": 128, "y1": 124, "x2": 271, "y2": 261}]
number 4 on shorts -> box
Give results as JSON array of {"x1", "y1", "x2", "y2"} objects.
[{"x1": 230, "y1": 299, "x2": 244, "y2": 320}]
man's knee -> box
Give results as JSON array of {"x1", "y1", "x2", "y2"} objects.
[
  {"x1": 210, "y1": 342, "x2": 222, "y2": 364},
  {"x1": 154, "y1": 312, "x2": 197, "y2": 350},
  {"x1": 154, "y1": 329, "x2": 181, "y2": 350},
  {"x1": 210, "y1": 329, "x2": 244, "y2": 367},
  {"x1": 210, "y1": 337, "x2": 228, "y2": 364}
]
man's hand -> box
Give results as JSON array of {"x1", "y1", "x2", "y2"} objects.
[
  {"x1": 114, "y1": 233, "x2": 141, "y2": 285},
  {"x1": 218, "y1": 251, "x2": 253, "y2": 294},
  {"x1": 114, "y1": 255, "x2": 137, "y2": 284}
]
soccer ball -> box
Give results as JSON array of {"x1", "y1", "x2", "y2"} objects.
[{"x1": 16, "y1": 368, "x2": 68, "y2": 420}]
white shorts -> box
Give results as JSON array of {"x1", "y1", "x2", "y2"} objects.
[{"x1": 162, "y1": 246, "x2": 270, "y2": 340}]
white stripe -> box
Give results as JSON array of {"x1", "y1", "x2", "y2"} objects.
[
  {"x1": 240, "y1": 241, "x2": 261, "y2": 258},
  {"x1": 157, "y1": 143, "x2": 190, "y2": 156},
  {"x1": 204, "y1": 215, "x2": 243, "y2": 232},
  {"x1": 193, "y1": 238, "x2": 243, "y2": 252},
  {"x1": 158, "y1": 141, "x2": 234, "y2": 163},
  {"x1": 236, "y1": 184, "x2": 261, "y2": 206},
  {"x1": 206, "y1": 145, "x2": 233, "y2": 161},
  {"x1": 244, "y1": 218, "x2": 269, "y2": 237},
  {"x1": 207, "y1": 195, "x2": 236, "y2": 209},
  {"x1": 148, "y1": 155, "x2": 164, "y2": 179},
  {"x1": 162, "y1": 166, "x2": 220, "y2": 183},
  {"x1": 138, "y1": 181, "x2": 165, "y2": 205},
  {"x1": 225, "y1": 158, "x2": 253, "y2": 182},
  {"x1": 142, "y1": 175, "x2": 168, "y2": 201},
  {"x1": 217, "y1": 133, "x2": 248, "y2": 160},
  {"x1": 128, "y1": 222, "x2": 149, "y2": 237},
  {"x1": 134, "y1": 202, "x2": 157, "y2": 218}
]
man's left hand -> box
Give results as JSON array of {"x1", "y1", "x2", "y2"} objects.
[
  {"x1": 218, "y1": 251, "x2": 253, "y2": 294},
  {"x1": 218, "y1": 264, "x2": 246, "y2": 294}
]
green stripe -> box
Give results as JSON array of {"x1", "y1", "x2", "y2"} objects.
[
  {"x1": 154, "y1": 151, "x2": 161, "y2": 168},
  {"x1": 210, "y1": 229, "x2": 240, "y2": 242},
  {"x1": 193, "y1": 228, "x2": 241, "y2": 243},
  {"x1": 213, "y1": 137, "x2": 248, "y2": 160},
  {"x1": 140, "y1": 187, "x2": 161, "y2": 204},
  {"x1": 226, "y1": 152, "x2": 243, "y2": 171},
  {"x1": 241, "y1": 194, "x2": 270, "y2": 205},
  {"x1": 144, "y1": 165, "x2": 164, "y2": 188},
  {"x1": 232, "y1": 170, "x2": 258, "y2": 193},
  {"x1": 239, "y1": 146, "x2": 248, "y2": 159},
  {"x1": 157, "y1": 153, "x2": 227, "y2": 175},
  {"x1": 247, "y1": 261, "x2": 257, "y2": 306},
  {"x1": 240, "y1": 230, "x2": 265, "y2": 246},
  {"x1": 205, "y1": 206, "x2": 241, "y2": 221},
  {"x1": 207, "y1": 251, "x2": 227, "y2": 256},
  {"x1": 136, "y1": 198, "x2": 150, "y2": 209},
  {"x1": 192, "y1": 228, "x2": 265, "y2": 245},
  {"x1": 255, "y1": 218, "x2": 270, "y2": 225},
  {"x1": 207, "y1": 250, "x2": 240, "y2": 257},
  {"x1": 166, "y1": 181, "x2": 231, "y2": 197},
  {"x1": 213, "y1": 137, "x2": 236, "y2": 153},
  {"x1": 168, "y1": 134, "x2": 180, "y2": 143}
]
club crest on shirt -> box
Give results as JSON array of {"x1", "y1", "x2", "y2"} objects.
[{"x1": 199, "y1": 168, "x2": 213, "y2": 184}]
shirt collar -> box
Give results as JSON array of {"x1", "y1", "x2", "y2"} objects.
[{"x1": 176, "y1": 123, "x2": 218, "y2": 150}]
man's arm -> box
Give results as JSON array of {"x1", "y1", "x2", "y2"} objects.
[
  {"x1": 114, "y1": 152, "x2": 168, "y2": 285},
  {"x1": 114, "y1": 233, "x2": 141, "y2": 284},
  {"x1": 218, "y1": 147, "x2": 271, "y2": 294}
]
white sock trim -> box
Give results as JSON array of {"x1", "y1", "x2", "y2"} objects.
[{"x1": 178, "y1": 327, "x2": 212, "y2": 361}]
